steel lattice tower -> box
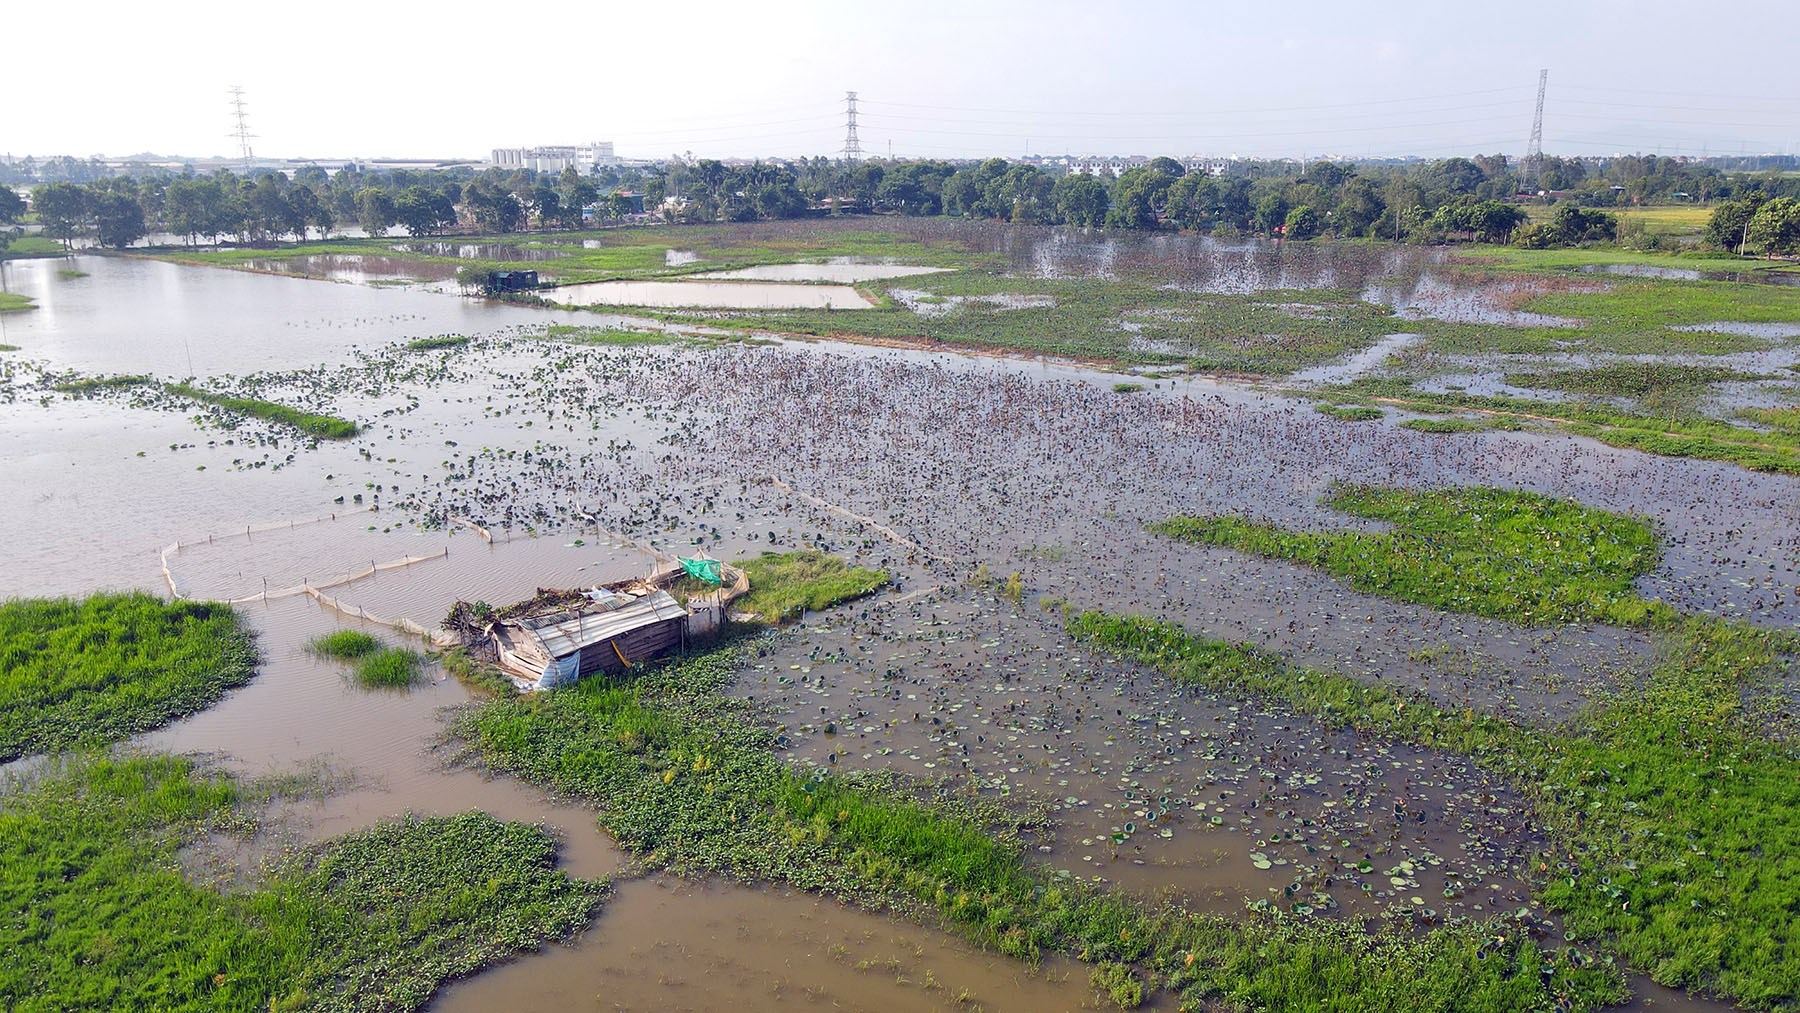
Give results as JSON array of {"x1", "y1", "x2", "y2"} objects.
[
  {"x1": 843, "y1": 91, "x2": 862, "y2": 162},
  {"x1": 229, "y1": 86, "x2": 257, "y2": 171},
  {"x1": 1525, "y1": 69, "x2": 1547, "y2": 190}
]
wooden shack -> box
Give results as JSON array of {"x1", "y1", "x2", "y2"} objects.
[{"x1": 463, "y1": 559, "x2": 748, "y2": 692}]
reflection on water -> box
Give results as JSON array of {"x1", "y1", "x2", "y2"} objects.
[
  {"x1": 694, "y1": 262, "x2": 950, "y2": 283},
  {"x1": 548, "y1": 279, "x2": 874, "y2": 310}
]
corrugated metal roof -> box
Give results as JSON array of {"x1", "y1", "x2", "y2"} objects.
[{"x1": 518, "y1": 591, "x2": 689, "y2": 659}]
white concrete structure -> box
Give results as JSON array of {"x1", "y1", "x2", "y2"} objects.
[{"x1": 490, "y1": 142, "x2": 618, "y2": 173}]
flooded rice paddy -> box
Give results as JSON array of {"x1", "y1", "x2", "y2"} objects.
[{"x1": 4, "y1": 235, "x2": 1796, "y2": 1010}]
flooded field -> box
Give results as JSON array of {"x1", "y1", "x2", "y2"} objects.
[
  {"x1": 547, "y1": 278, "x2": 875, "y2": 309},
  {"x1": 4, "y1": 231, "x2": 1797, "y2": 1011}
]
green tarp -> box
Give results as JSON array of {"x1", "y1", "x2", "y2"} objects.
[{"x1": 679, "y1": 556, "x2": 724, "y2": 585}]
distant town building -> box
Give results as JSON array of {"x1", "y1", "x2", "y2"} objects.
[{"x1": 490, "y1": 142, "x2": 618, "y2": 174}]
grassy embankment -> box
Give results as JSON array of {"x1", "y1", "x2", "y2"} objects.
[
  {"x1": 0, "y1": 592, "x2": 257, "y2": 762},
  {"x1": 1321, "y1": 376, "x2": 1800, "y2": 475},
  {"x1": 1119, "y1": 485, "x2": 1800, "y2": 1010},
  {"x1": 308, "y1": 630, "x2": 424, "y2": 689},
  {"x1": 0, "y1": 755, "x2": 604, "y2": 1011},
  {"x1": 454, "y1": 549, "x2": 1624, "y2": 1011},
  {"x1": 166, "y1": 382, "x2": 359, "y2": 439}
]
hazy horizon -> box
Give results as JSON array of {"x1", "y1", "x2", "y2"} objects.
[{"x1": 8, "y1": 0, "x2": 1800, "y2": 164}]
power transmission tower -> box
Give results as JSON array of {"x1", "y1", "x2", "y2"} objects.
[
  {"x1": 229, "y1": 85, "x2": 257, "y2": 172},
  {"x1": 1524, "y1": 69, "x2": 1547, "y2": 191},
  {"x1": 843, "y1": 91, "x2": 862, "y2": 162}
]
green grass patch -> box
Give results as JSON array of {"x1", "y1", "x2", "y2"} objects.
[
  {"x1": 735, "y1": 550, "x2": 888, "y2": 624},
  {"x1": 55, "y1": 268, "x2": 88, "y2": 279},
  {"x1": 0, "y1": 292, "x2": 35, "y2": 313},
  {"x1": 307, "y1": 630, "x2": 381, "y2": 659},
  {"x1": 404, "y1": 335, "x2": 469, "y2": 351},
  {"x1": 1153, "y1": 485, "x2": 1672, "y2": 627},
  {"x1": 1112, "y1": 382, "x2": 1145, "y2": 393},
  {"x1": 1316, "y1": 403, "x2": 1385, "y2": 422},
  {"x1": 0, "y1": 592, "x2": 257, "y2": 761},
  {"x1": 309, "y1": 631, "x2": 422, "y2": 688},
  {"x1": 1737, "y1": 405, "x2": 1800, "y2": 436},
  {"x1": 0, "y1": 344, "x2": 17, "y2": 352},
  {"x1": 51, "y1": 374, "x2": 150, "y2": 395},
  {"x1": 1399, "y1": 416, "x2": 1521, "y2": 434},
  {"x1": 0, "y1": 235, "x2": 64, "y2": 259},
  {"x1": 352, "y1": 647, "x2": 423, "y2": 689},
  {"x1": 0, "y1": 754, "x2": 604, "y2": 1011},
  {"x1": 458, "y1": 638, "x2": 1622, "y2": 1011},
  {"x1": 167, "y1": 382, "x2": 358, "y2": 439},
  {"x1": 542, "y1": 324, "x2": 678, "y2": 347}
]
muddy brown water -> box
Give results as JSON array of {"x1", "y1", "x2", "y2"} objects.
[
  {"x1": 434, "y1": 877, "x2": 1093, "y2": 1012},
  {"x1": 2, "y1": 249, "x2": 1785, "y2": 1010}
]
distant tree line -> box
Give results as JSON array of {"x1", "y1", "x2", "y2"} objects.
[{"x1": 8, "y1": 150, "x2": 1799, "y2": 252}]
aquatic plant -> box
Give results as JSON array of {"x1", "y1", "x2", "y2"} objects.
[
  {"x1": 1090, "y1": 962, "x2": 1143, "y2": 1009},
  {"x1": 351, "y1": 647, "x2": 423, "y2": 689},
  {"x1": 1152, "y1": 485, "x2": 1672, "y2": 627},
  {"x1": 1316, "y1": 403, "x2": 1385, "y2": 422},
  {"x1": 0, "y1": 755, "x2": 605, "y2": 1011},
  {"x1": 0, "y1": 592, "x2": 257, "y2": 761},
  {"x1": 404, "y1": 335, "x2": 470, "y2": 351},
  {"x1": 307, "y1": 629, "x2": 381, "y2": 659},
  {"x1": 50, "y1": 374, "x2": 151, "y2": 395},
  {"x1": 166, "y1": 382, "x2": 359, "y2": 440}
]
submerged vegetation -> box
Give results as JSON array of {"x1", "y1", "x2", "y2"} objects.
[
  {"x1": 0, "y1": 592, "x2": 257, "y2": 761},
  {"x1": 1127, "y1": 485, "x2": 1800, "y2": 1009},
  {"x1": 0, "y1": 755, "x2": 604, "y2": 1011},
  {"x1": 167, "y1": 382, "x2": 359, "y2": 440},
  {"x1": 458, "y1": 637, "x2": 1622, "y2": 1011},
  {"x1": 1328, "y1": 378, "x2": 1800, "y2": 476}
]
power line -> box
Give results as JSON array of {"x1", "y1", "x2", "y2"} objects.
[{"x1": 859, "y1": 85, "x2": 1533, "y2": 119}]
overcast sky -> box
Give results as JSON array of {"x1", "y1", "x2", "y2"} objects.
[{"x1": 8, "y1": 0, "x2": 1799, "y2": 163}]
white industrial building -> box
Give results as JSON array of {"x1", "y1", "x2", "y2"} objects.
[{"x1": 490, "y1": 142, "x2": 618, "y2": 173}]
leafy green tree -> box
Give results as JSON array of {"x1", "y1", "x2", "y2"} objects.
[
  {"x1": 1052, "y1": 174, "x2": 1110, "y2": 227},
  {"x1": 1162, "y1": 173, "x2": 1217, "y2": 231},
  {"x1": 1252, "y1": 192, "x2": 1290, "y2": 235},
  {"x1": 355, "y1": 187, "x2": 397, "y2": 237},
  {"x1": 1705, "y1": 192, "x2": 1767, "y2": 251},
  {"x1": 1745, "y1": 196, "x2": 1800, "y2": 255},
  {"x1": 0, "y1": 185, "x2": 25, "y2": 224},
  {"x1": 394, "y1": 186, "x2": 456, "y2": 236},
  {"x1": 1282, "y1": 204, "x2": 1322, "y2": 239},
  {"x1": 92, "y1": 193, "x2": 147, "y2": 248},
  {"x1": 287, "y1": 185, "x2": 332, "y2": 240},
  {"x1": 32, "y1": 182, "x2": 91, "y2": 247},
  {"x1": 1332, "y1": 177, "x2": 1386, "y2": 237}
]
